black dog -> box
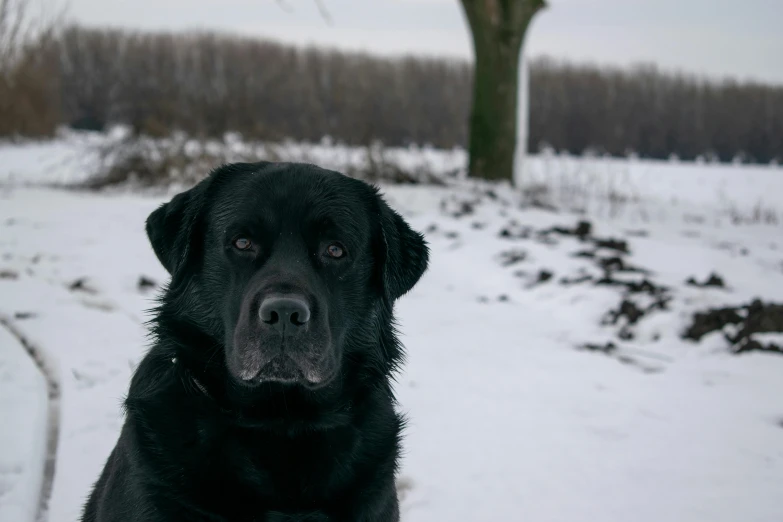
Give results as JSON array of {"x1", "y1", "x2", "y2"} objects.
[{"x1": 82, "y1": 162, "x2": 428, "y2": 521}]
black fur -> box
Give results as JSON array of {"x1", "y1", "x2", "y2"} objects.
[{"x1": 81, "y1": 162, "x2": 429, "y2": 522}]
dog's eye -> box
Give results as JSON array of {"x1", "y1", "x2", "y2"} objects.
[
  {"x1": 325, "y1": 243, "x2": 346, "y2": 259},
  {"x1": 233, "y1": 237, "x2": 252, "y2": 251}
]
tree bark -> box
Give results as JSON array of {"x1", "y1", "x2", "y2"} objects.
[{"x1": 459, "y1": 0, "x2": 545, "y2": 181}]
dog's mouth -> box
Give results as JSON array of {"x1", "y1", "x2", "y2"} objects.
[
  {"x1": 235, "y1": 351, "x2": 329, "y2": 388},
  {"x1": 230, "y1": 317, "x2": 335, "y2": 388},
  {"x1": 250, "y1": 354, "x2": 306, "y2": 383}
]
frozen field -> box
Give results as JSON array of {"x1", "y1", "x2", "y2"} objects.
[
  {"x1": 1, "y1": 130, "x2": 782, "y2": 221},
  {"x1": 1, "y1": 139, "x2": 782, "y2": 521}
]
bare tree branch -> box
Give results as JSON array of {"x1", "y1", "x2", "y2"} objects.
[
  {"x1": 273, "y1": 0, "x2": 293, "y2": 13},
  {"x1": 313, "y1": 0, "x2": 333, "y2": 26},
  {"x1": 272, "y1": 0, "x2": 332, "y2": 25}
]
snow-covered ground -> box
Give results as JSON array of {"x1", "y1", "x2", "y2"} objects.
[
  {"x1": 1, "y1": 139, "x2": 782, "y2": 522},
  {"x1": 2, "y1": 129, "x2": 782, "y2": 223},
  {"x1": 0, "y1": 321, "x2": 49, "y2": 522}
]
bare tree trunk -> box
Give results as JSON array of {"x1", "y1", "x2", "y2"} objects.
[{"x1": 459, "y1": 0, "x2": 544, "y2": 181}]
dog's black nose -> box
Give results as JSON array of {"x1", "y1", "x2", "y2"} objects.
[{"x1": 259, "y1": 296, "x2": 310, "y2": 333}]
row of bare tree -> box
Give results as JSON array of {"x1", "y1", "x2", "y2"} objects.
[
  {"x1": 531, "y1": 59, "x2": 783, "y2": 163},
  {"x1": 56, "y1": 27, "x2": 472, "y2": 147},
  {"x1": 3, "y1": 25, "x2": 782, "y2": 163},
  {"x1": 0, "y1": 0, "x2": 60, "y2": 136}
]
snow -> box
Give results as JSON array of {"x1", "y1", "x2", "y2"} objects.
[
  {"x1": 1, "y1": 140, "x2": 783, "y2": 521},
  {"x1": 394, "y1": 207, "x2": 783, "y2": 521},
  {"x1": 2, "y1": 129, "x2": 782, "y2": 221},
  {"x1": 0, "y1": 133, "x2": 108, "y2": 187},
  {"x1": 753, "y1": 333, "x2": 783, "y2": 345},
  {"x1": 0, "y1": 323, "x2": 49, "y2": 522},
  {"x1": 0, "y1": 189, "x2": 165, "y2": 522},
  {"x1": 518, "y1": 151, "x2": 783, "y2": 222}
]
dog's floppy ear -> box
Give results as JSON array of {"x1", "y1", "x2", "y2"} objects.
[
  {"x1": 146, "y1": 182, "x2": 206, "y2": 276},
  {"x1": 376, "y1": 194, "x2": 429, "y2": 301}
]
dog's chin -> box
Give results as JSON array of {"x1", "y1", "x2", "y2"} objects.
[{"x1": 234, "y1": 354, "x2": 334, "y2": 390}]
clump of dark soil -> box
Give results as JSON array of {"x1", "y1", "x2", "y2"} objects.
[
  {"x1": 573, "y1": 221, "x2": 592, "y2": 239},
  {"x1": 497, "y1": 249, "x2": 527, "y2": 267},
  {"x1": 137, "y1": 276, "x2": 158, "y2": 291},
  {"x1": 541, "y1": 220, "x2": 630, "y2": 255},
  {"x1": 602, "y1": 291, "x2": 672, "y2": 341},
  {"x1": 684, "y1": 299, "x2": 783, "y2": 355},
  {"x1": 577, "y1": 342, "x2": 663, "y2": 373},
  {"x1": 498, "y1": 221, "x2": 532, "y2": 240},
  {"x1": 605, "y1": 299, "x2": 644, "y2": 326},
  {"x1": 542, "y1": 220, "x2": 592, "y2": 241},
  {"x1": 502, "y1": 220, "x2": 629, "y2": 261},
  {"x1": 684, "y1": 307, "x2": 743, "y2": 340},
  {"x1": 448, "y1": 201, "x2": 474, "y2": 218},
  {"x1": 530, "y1": 220, "x2": 675, "y2": 342},
  {"x1": 560, "y1": 273, "x2": 593, "y2": 286},
  {"x1": 686, "y1": 273, "x2": 726, "y2": 288},
  {"x1": 516, "y1": 268, "x2": 555, "y2": 288},
  {"x1": 593, "y1": 238, "x2": 629, "y2": 254},
  {"x1": 68, "y1": 277, "x2": 98, "y2": 294},
  {"x1": 536, "y1": 270, "x2": 553, "y2": 284},
  {"x1": 535, "y1": 235, "x2": 559, "y2": 246},
  {"x1": 596, "y1": 256, "x2": 647, "y2": 274},
  {"x1": 0, "y1": 269, "x2": 19, "y2": 280},
  {"x1": 581, "y1": 341, "x2": 618, "y2": 354},
  {"x1": 597, "y1": 256, "x2": 625, "y2": 272},
  {"x1": 440, "y1": 195, "x2": 479, "y2": 218},
  {"x1": 598, "y1": 271, "x2": 673, "y2": 341},
  {"x1": 595, "y1": 277, "x2": 668, "y2": 297}
]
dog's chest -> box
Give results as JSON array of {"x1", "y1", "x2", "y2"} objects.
[{"x1": 197, "y1": 423, "x2": 360, "y2": 506}]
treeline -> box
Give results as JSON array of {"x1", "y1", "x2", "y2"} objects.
[
  {"x1": 4, "y1": 25, "x2": 783, "y2": 163},
  {"x1": 55, "y1": 27, "x2": 471, "y2": 147},
  {"x1": 0, "y1": 0, "x2": 60, "y2": 137},
  {"x1": 530, "y1": 59, "x2": 783, "y2": 163}
]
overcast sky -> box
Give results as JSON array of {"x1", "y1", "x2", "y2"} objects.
[{"x1": 60, "y1": 0, "x2": 783, "y2": 85}]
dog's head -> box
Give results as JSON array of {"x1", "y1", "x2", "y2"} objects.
[{"x1": 146, "y1": 162, "x2": 428, "y2": 390}]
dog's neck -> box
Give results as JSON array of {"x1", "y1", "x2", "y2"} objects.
[
  {"x1": 170, "y1": 356, "x2": 212, "y2": 398},
  {"x1": 148, "y1": 310, "x2": 397, "y2": 432}
]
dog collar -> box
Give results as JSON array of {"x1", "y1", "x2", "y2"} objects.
[{"x1": 171, "y1": 357, "x2": 212, "y2": 398}]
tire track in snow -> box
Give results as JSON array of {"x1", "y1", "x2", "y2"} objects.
[{"x1": 0, "y1": 316, "x2": 60, "y2": 522}]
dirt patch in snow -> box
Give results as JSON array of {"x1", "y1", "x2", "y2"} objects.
[
  {"x1": 685, "y1": 273, "x2": 726, "y2": 289},
  {"x1": 684, "y1": 300, "x2": 783, "y2": 355},
  {"x1": 137, "y1": 275, "x2": 158, "y2": 292}
]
